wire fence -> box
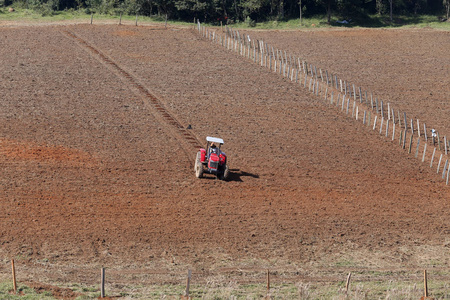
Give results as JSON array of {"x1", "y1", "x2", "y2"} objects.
[
  {"x1": 195, "y1": 21, "x2": 450, "y2": 186},
  {"x1": 6, "y1": 259, "x2": 449, "y2": 299}
]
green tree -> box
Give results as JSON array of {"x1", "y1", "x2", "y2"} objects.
[
  {"x1": 175, "y1": 0, "x2": 224, "y2": 21},
  {"x1": 314, "y1": 0, "x2": 334, "y2": 22},
  {"x1": 153, "y1": 0, "x2": 174, "y2": 16},
  {"x1": 240, "y1": 0, "x2": 267, "y2": 20},
  {"x1": 445, "y1": 0, "x2": 449, "y2": 19}
]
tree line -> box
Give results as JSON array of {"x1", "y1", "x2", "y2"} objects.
[{"x1": 2, "y1": 0, "x2": 449, "y2": 24}]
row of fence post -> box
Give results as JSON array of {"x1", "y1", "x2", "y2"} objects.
[
  {"x1": 326, "y1": 89, "x2": 450, "y2": 185},
  {"x1": 8, "y1": 260, "x2": 437, "y2": 299},
  {"x1": 196, "y1": 22, "x2": 449, "y2": 185}
]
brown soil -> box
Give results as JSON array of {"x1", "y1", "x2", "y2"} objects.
[
  {"x1": 241, "y1": 28, "x2": 450, "y2": 132},
  {"x1": 24, "y1": 281, "x2": 81, "y2": 299},
  {"x1": 0, "y1": 23, "x2": 449, "y2": 293}
]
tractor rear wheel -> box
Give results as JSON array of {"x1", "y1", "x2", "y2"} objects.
[
  {"x1": 219, "y1": 164, "x2": 230, "y2": 181},
  {"x1": 195, "y1": 151, "x2": 204, "y2": 178}
]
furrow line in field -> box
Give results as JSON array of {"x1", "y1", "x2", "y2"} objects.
[{"x1": 61, "y1": 29, "x2": 202, "y2": 157}]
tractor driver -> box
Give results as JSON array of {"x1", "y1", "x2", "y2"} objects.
[{"x1": 209, "y1": 142, "x2": 219, "y2": 157}]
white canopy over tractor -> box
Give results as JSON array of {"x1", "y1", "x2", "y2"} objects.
[{"x1": 206, "y1": 136, "x2": 224, "y2": 145}]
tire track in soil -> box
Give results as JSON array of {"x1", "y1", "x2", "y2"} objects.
[{"x1": 61, "y1": 29, "x2": 202, "y2": 167}]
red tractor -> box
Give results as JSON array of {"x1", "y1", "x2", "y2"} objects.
[{"x1": 195, "y1": 136, "x2": 229, "y2": 180}]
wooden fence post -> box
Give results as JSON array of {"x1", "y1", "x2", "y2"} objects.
[
  {"x1": 422, "y1": 143, "x2": 427, "y2": 162},
  {"x1": 437, "y1": 154, "x2": 443, "y2": 174},
  {"x1": 392, "y1": 123, "x2": 396, "y2": 141},
  {"x1": 386, "y1": 119, "x2": 389, "y2": 137},
  {"x1": 442, "y1": 160, "x2": 448, "y2": 179},
  {"x1": 430, "y1": 148, "x2": 436, "y2": 168},
  {"x1": 415, "y1": 138, "x2": 420, "y2": 158},
  {"x1": 185, "y1": 269, "x2": 192, "y2": 297},
  {"x1": 408, "y1": 134, "x2": 413, "y2": 154},
  {"x1": 403, "y1": 129, "x2": 407, "y2": 149},
  {"x1": 417, "y1": 119, "x2": 420, "y2": 137},
  {"x1": 403, "y1": 130, "x2": 407, "y2": 149},
  {"x1": 424, "y1": 123, "x2": 428, "y2": 142},
  {"x1": 447, "y1": 165, "x2": 450, "y2": 185},
  {"x1": 11, "y1": 259, "x2": 17, "y2": 294},
  {"x1": 345, "y1": 272, "x2": 352, "y2": 295},
  {"x1": 101, "y1": 267, "x2": 105, "y2": 298},
  {"x1": 424, "y1": 270, "x2": 429, "y2": 298},
  {"x1": 445, "y1": 136, "x2": 448, "y2": 155}
]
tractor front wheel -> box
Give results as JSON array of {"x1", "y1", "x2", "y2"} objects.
[{"x1": 195, "y1": 151, "x2": 204, "y2": 178}]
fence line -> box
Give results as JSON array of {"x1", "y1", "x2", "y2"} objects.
[
  {"x1": 6, "y1": 259, "x2": 444, "y2": 299},
  {"x1": 195, "y1": 22, "x2": 449, "y2": 186}
]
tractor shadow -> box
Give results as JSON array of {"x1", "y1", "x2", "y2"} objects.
[
  {"x1": 198, "y1": 169, "x2": 259, "y2": 182},
  {"x1": 228, "y1": 169, "x2": 259, "y2": 182}
]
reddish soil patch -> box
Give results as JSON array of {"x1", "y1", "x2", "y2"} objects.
[
  {"x1": 25, "y1": 282, "x2": 81, "y2": 299},
  {"x1": 0, "y1": 24, "x2": 449, "y2": 291},
  {"x1": 0, "y1": 138, "x2": 93, "y2": 164}
]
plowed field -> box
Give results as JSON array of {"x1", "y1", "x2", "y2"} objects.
[{"x1": 0, "y1": 23, "x2": 449, "y2": 295}]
